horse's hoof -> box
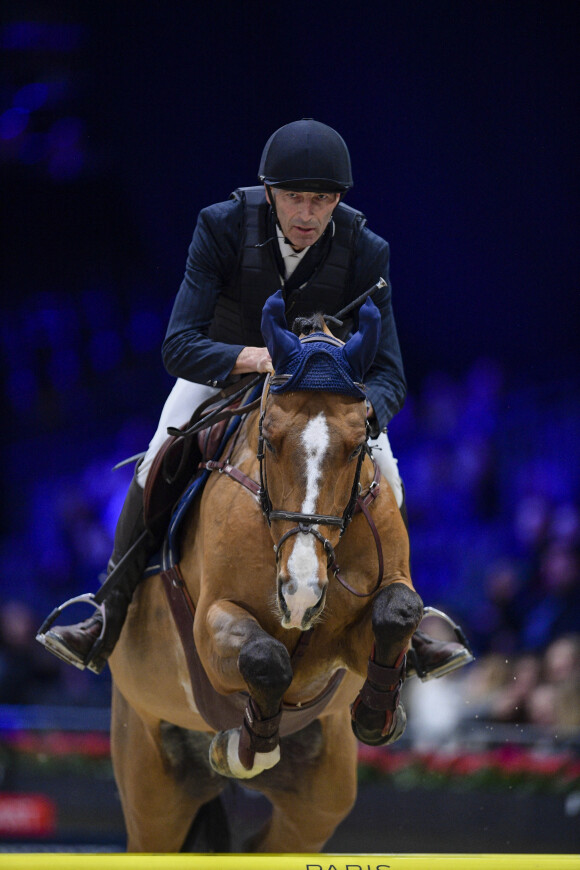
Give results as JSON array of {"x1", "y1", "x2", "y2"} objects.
[
  {"x1": 209, "y1": 728, "x2": 280, "y2": 779},
  {"x1": 209, "y1": 731, "x2": 233, "y2": 777},
  {"x1": 351, "y1": 703, "x2": 407, "y2": 746}
]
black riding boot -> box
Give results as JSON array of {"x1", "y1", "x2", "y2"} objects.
[
  {"x1": 36, "y1": 470, "x2": 155, "y2": 674},
  {"x1": 400, "y1": 488, "x2": 474, "y2": 680}
]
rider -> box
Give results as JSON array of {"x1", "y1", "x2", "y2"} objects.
[{"x1": 37, "y1": 119, "x2": 473, "y2": 679}]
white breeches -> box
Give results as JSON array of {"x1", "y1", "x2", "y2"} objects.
[
  {"x1": 368, "y1": 428, "x2": 403, "y2": 509},
  {"x1": 136, "y1": 379, "x2": 220, "y2": 488},
  {"x1": 136, "y1": 377, "x2": 404, "y2": 509}
]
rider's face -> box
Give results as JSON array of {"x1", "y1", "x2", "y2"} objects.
[{"x1": 266, "y1": 187, "x2": 340, "y2": 251}]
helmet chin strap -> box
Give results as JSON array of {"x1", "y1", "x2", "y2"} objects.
[{"x1": 265, "y1": 184, "x2": 294, "y2": 247}]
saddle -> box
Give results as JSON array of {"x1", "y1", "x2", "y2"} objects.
[
  {"x1": 143, "y1": 374, "x2": 263, "y2": 539},
  {"x1": 143, "y1": 413, "x2": 232, "y2": 537}
]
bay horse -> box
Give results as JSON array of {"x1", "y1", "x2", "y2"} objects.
[{"x1": 108, "y1": 290, "x2": 423, "y2": 852}]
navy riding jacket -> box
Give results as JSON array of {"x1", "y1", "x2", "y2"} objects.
[{"x1": 162, "y1": 191, "x2": 406, "y2": 431}]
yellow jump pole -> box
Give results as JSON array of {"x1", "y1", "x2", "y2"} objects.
[{"x1": 0, "y1": 855, "x2": 578, "y2": 870}]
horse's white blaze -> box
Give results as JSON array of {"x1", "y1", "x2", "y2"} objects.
[{"x1": 283, "y1": 413, "x2": 329, "y2": 626}]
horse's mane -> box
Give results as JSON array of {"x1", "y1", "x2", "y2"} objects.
[{"x1": 291, "y1": 313, "x2": 326, "y2": 337}]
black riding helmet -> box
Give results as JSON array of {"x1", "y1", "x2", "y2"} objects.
[{"x1": 258, "y1": 119, "x2": 353, "y2": 193}]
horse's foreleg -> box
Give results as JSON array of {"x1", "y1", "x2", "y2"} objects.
[
  {"x1": 199, "y1": 601, "x2": 292, "y2": 780},
  {"x1": 351, "y1": 581, "x2": 423, "y2": 745}
]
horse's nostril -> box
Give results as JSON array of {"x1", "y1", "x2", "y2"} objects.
[
  {"x1": 282, "y1": 579, "x2": 298, "y2": 597},
  {"x1": 301, "y1": 585, "x2": 328, "y2": 629},
  {"x1": 277, "y1": 589, "x2": 290, "y2": 618}
]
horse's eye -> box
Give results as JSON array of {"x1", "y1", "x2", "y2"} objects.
[
  {"x1": 263, "y1": 438, "x2": 275, "y2": 454},
  {"x1": 349, "y1": 445, "x2": 364, "y2": 461}
]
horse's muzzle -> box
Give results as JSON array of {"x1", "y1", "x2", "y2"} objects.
[{"x1": 277, "y1": 576, "x2": 328, "y2": 631}]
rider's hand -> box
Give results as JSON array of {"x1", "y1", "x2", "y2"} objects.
[{"x1": 232, "y1": 346, "x2": 274, "y2": 375}]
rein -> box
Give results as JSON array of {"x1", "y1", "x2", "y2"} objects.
[{"x1": 201, "y1": 371, "x2": 385, "y2": 599}]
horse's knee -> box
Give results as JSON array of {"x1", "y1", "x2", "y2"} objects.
[
  {"x1": 238, "y1": 636, "x2": 293, "y2": 698},
  {"x1": 372, "y1": 582, "x2": 423, "y2": 647}
]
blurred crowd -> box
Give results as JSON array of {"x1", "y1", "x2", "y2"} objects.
[
  {"x1": 0, "y1": 287, "x2": 579, "y2": 743},
  {"x1": 405, "y1": 629, "x2": 580, "y2": 750},
  {"x1": 468, "y1": 633, "x2": 580, "y2": 731}
]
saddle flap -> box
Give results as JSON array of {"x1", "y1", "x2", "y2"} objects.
[
  {"x1": 143, "y1": 397, "x2": 244, "y2": 537},
  {"x1": 143, "y1": 426, "x2": 200, "y2": 535}
]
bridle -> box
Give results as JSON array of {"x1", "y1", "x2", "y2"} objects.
[
  {"x1": 256, "y1": 338, "x2": 374, "y2": 594},
  {"x1": 201, "y1": 339, "x2": 385, "y2": 598}
]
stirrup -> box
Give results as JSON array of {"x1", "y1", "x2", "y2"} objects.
[
  {"x1": 408, "y1": 606, "x2": 474, "y2": 681},
  {"x1": 36, "y1": 593, "x2": 106, "y2": 674}
]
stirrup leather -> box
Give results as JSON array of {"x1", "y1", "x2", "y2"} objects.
[{"x1": 35, "y1": 594, "x2": 106, "y2": 674}]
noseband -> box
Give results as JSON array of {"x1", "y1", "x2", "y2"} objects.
[{"x1": 257, "y1": 366, "x2": 369, "y2": 579}]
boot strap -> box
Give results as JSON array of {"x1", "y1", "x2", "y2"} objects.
[
  {"x1": 238, "y1": 698, "x2": 282, "y2": 770},
  {"x1": 352, "y1": 649, "x2": 406, "y2": 724},
  {"x1": 367, "y1": 656, "x2": 406, "y2": 689},
  {"x1": 358, "y1": 655, "x2": 405, "y2": 712}
]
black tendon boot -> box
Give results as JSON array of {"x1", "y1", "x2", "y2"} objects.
[
  {"x1": 36, "y1": 470, "x2": 155, "y2": 674},
  {"x1": 400, "y1": 490, "x2": 474, "y2": 681}
]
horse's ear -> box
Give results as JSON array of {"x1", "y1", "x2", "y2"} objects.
[
  {"x1": 261, "y1": 290, "x2": 302, "y2": 370},
  {"x1": 342, "y1": 297, "x2": 382, "y2": 380}
]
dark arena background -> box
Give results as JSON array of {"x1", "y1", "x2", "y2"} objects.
[{"x1": 0, "y1": 0, "x2": 579, "y2": 860}]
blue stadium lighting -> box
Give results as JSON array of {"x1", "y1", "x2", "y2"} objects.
[
  {"x1": 0, "y1": 106, "x2": 29, "y2": 141},
  {"x1": 0, "y1": 20, "x2": 85, "y2": 52},
  {"x1": 14, "y1": 81, "x2": 50, "y2": 111}
]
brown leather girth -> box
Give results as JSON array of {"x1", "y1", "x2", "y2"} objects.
[{"x1": 161, "y1": 565, "x2": 199, "y2": 683}]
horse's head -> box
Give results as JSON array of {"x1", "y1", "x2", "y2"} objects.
[{"x1": 259, "y1": 290, "x2": 381, "y2": 631}]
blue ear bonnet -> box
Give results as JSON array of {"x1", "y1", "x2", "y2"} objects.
[
  {"x1": 270, "y1": 336, "x2": 366, "y2": 398},
  {"x1": 261, "y1": 288, "x2": 381, "y2": 398}
]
